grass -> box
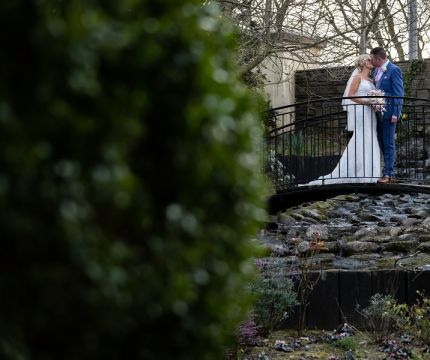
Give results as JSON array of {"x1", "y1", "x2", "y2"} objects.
[
  {"x1": 333, "y1": 335, "x2": 358, "y2": 351},
  {"x1": 241, "y1": 329, "x2": 430, "y2": 359}
]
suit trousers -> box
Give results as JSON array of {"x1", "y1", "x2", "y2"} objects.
[{"x1": 377, "y1": 115, "x2": 396, "y2": 177}]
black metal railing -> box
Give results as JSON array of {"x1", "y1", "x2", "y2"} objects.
[{"x1": 263, "y1": 96, "x2": 430, "y2": 190}]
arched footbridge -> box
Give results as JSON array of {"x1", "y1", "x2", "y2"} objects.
[{"x1": 263, "y1": 96, "x2": 430, "y2": 212}]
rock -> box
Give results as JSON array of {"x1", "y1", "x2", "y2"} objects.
[
  {"x1": 400, "y1": 218, "x2": 420, "y2": 227},
  {"x1": 418, "y1": 234, "x2": 430, "y2": 243},
  {"x1": 416, "y1": 209, "x2": 430, "y2": 218},
  {"x1": 399, "y1": 194, "x2": 412, "y2": 202},
  {"x1": 342, "y1": 241, "x2": 379, "y2": 255},
  {"x1": 286, "y1": 228, "x2": 300, "y2": 238},
  {"x1": 290, "y1": 212, "x2": 306, "y2": 221},
  {"x1": 390, "y1": 215, "x2": 407, "y2": 225},
  {"x1": 352, "y1": 226, "x2": 379, "y2": 239},
  {"x1": 279, "y1": 213, "x2": 296, "y2": 226},
  {"x1": 274, "y1": 340, "x2": 293, "y2": 352},
  {"x1": 404, "y1": 207, "x2": 418, "y2": 215},
  {"x1": 422, "y1": 217, "x2": 430, "y2": 228},
  {"x1": 328, "y1": 206, "x2": 351, "y2": 218},
  {"x1": 398, "y1": 233, "x2": 418, "y2": 242},
  {"x1": 265, "y1": 243, "x2": 292, "y2": 256},
  {"x1": 306, "y1": 253, "x2": 335, "y2": 266},
  {"x1": 418, "y1": 242, "x2": 430, "y2": 253},
  {"x1": 357, "y1": 211, "x2": 382, "y2": 222},
  {"x1": 333, "y1": 194, "x2": 350, "y2": 201},
  {"x1": 326, "y1": 241, "x2": 340, "y2": 253},
  {"x1": 369, "y1": 235, "x2": 393, "y2": 243},
  {"x1": 313, "y1": 201, "x2": 332, "y2": 210},
  {"x1": 349, "y1": 217, "x2": 361, "y2": 225},
  {"x1": 350, "y1": 253, "x2": 381, "y2": 261},
  {"x1": 305, "y1": 224, "x2": 329, "y2": 240},
  {"x1": 383, "y1": 240, "x2": 419, "y2": 253},
  {"x1": 395, "y1": 253, "x2": 430, "y2": 270},
  {"x1": 382, "y1": 199, "x2": 396, "y2": 207},
  {"x1": 286, "y1": 237, "x2": 303, "y2": 245},
  {"x1": 297, "y1": 241, "x2": 310, "y2": 254},
  {"x1": 301, "y1": 208, "x2": 327, "y2": 221},
  {"x1": 402, "y1": 226, "x2": 428, "y2": 235},
  {"x1": 332, "y1": 257, "x2": 370, "y2": 270},
  {"x1": 300, "y1": 218, "x2": 318, "y2": 225},
  {"x1": 388, "y1": 227, "x2": 403, "y2": 237},
  {"x1": 257, "y1": 352, "x2": 270, "y2": 360}
]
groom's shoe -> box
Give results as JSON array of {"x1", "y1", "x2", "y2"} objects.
[
  {"x1": 389, "y1": 177, "x2": 400, "y2": 184},
  {"x1": 377, "y1": 175, "x2": 390, "y2": 184}
]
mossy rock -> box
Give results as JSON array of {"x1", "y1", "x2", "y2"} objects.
[{"x1": 383, "y1": 240, "x2": 419, "y2": 253}]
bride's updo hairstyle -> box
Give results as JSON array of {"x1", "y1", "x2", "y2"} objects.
[{"x1": 354, "y1": 54, "x2": 371, "y2": 70}]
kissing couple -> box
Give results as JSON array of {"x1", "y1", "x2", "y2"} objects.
[{"x1": 306, "y1": 47, "x2": 404, "y2": 186}]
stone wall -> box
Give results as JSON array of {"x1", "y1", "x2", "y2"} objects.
[
  {"x1": 294, "y1": 59, "x2": 430, "y2": 104},
  {"x1": 262, "y1": 191, "x2": 430, "y2": 329}
]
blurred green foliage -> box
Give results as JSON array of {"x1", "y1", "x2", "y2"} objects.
[{"x1": 0, "y1": 0, "x2": 267, "y2": 358}]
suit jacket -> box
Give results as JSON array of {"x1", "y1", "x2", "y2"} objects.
[{"x1": 375, "y1": 61, "x2": 404, "y2": 118}]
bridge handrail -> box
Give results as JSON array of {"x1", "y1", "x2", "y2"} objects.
[
  {"x1": 267, "y1": 110, "x2": 347, "y2": 135},
  {"x1": 268, "y1": 96, "x2": 430, "y2": 114},
  {"x1": 263, "y1": 96, "x2": 430, "y2": 187},
  {"x1": 266, "y1": 96, "x2": 430, "y2": 135}
]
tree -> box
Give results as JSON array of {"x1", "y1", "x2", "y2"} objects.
[
  {"x1": 212, "y1": 0, "x2": 430, "y2": 84},
  {"x1": 0, "y1": 1, "x2": 266, "y2": 358}
]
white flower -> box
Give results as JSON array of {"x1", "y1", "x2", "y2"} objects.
[
  {"x1": 368, "y1": 89, "x2": 386, "y2": 113},
  {"x1": 381, "y1": 65, "x2": 387, "y2": 72}
]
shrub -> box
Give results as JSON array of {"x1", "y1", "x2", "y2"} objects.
[
  {"x1": 389, "y1": 291, "x2": 430, "y2": 346},
  {"x1": 251, "y1": 274, "x2": 298, "y2": 333},
  {"x1": 333, "y1": 336, "x2": 358, "y2": 351},
  {"x1": 237, "y1": 314, "x2": 264, "y2": 346},
  {"x1": 0, "y1": 1, "x2": 266, "y2": 359},
  {"x1": 357, "y1": 293, "x2": 396, "y2": 339}
]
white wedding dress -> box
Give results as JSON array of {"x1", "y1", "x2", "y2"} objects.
[{"x1": 305, "y1": 79, "x2": 381, "y2": 185}]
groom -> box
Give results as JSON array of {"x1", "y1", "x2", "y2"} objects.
[{"x1": 370, "y1": 47, "x2": 404, "y2": 184}]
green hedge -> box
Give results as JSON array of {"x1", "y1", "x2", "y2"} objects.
[{"x1": 0, "y1": 1, "x2": 266, "y2": 359}]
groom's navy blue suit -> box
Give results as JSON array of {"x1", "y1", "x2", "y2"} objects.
[{"x1": 374, "y1": 61, "x2": 404, "y2": 177}]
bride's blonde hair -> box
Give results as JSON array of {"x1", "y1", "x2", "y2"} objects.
[{"x1": 354, "y1": 54, "x2": 371, "y2": 70}]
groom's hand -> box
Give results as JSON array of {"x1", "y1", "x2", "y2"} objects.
[{"x1": 391, "y1": 115, "x2": 398, "y2": 124}]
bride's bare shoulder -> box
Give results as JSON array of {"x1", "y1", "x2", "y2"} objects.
[{"x1": 350, "y1": 74, "x2": 362, "y2": 84}]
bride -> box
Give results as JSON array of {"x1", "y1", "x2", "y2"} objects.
[{"x1": 305, "y1": 54, "x2": 381, "y2": 185}]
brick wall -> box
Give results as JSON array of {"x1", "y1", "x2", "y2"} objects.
[{"x1": 294, "y1": 59, "x2": 430, "y2": 104}]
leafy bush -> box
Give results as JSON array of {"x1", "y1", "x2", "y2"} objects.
[
  {"x1": 0, "y1": 1, "x2": 266, "y2": 359},
  {"x1": 251, "y1": 274, "x2": 298, "y2": 333},
  {"x1": 266, "y1": 149, "x2": 295, "y2": 187},
  {"x1": 389, "y1": 291, "x2": 430, "y2": 346},
  {"x1": 357, "y1": 293, "x2": 396, "y2": 339},
  {"x1": 360, "y1": 292, "x2": 430, "y2": 346}
]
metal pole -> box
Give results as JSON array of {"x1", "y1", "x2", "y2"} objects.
[
  {"x1": 408, "y1": 0, "x2": 418, "y2": 59},
  {"x1": 359, "y1": 0, "x2": 367, "y2": 54}
]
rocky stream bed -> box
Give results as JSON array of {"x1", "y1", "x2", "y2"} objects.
[{"x1": 261, "y1": 192, "x2": 430, "y2": 273}]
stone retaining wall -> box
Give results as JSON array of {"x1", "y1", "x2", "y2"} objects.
[
  {"x1": 282, "y1": 269, "x2": 430, "y2": 330},
  {"x1": 262, "y1": 191, "x2": 430, "y2": 329}
]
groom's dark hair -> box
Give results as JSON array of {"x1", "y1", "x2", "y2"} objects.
[{"x1": 370, "y1": 47, "x2": 387, "y2": 59}]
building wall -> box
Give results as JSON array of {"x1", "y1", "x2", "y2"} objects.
[
  {"x1": 260, "y1": 49, "x2": 321, "y2": 108},
  {"x1": 260, "y1": 55, "x2": 297, "y2": 108}
]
